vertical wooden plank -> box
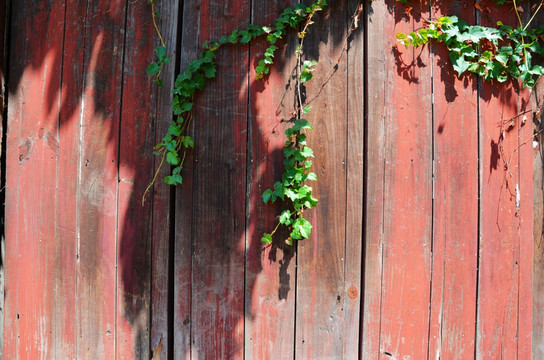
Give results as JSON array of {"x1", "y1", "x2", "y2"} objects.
[
  {"x1": 185, "y1": 1, "x2": 250, "y2": 358},
  {"x1": 245, "y1": 1, "x2": 298, "y2": 359},
  {"x1": 533, "y1": 80, "x2": 544, "y2": 359},
  {"x1": 0, "y1": 0, "x2": 6, "y2": 356},
  {"x1": 56, "y1": 1, "x2": 88, "y2": 358},
  {"x1": 344, "y1": 0, "x2": 364, "y2": 357},
  {"x1": 428, "y1": 2, "x2": 479, "y2": 359},
  {"x1": 294, "y1": 1, "x2": 350, "y2": 358},
  {"x1": 477, "y1": 1, "x2": 532, "y2": 358},
  {"x1": 149, "y1": 2, "x2": 180, "y2": 359},
  {"x1": 116, "y1": 0, "x2": 158, "y2": 358},
  {"x1": 174, "y1": 2, "x2": 197, "y2": 359},
  {"x1": 362, "y1": 0, "x2": 387, "y2": 357},
  {"x1": 363, "y1": 1, "x2": 433, "y2": 358},
  {"x1": 4, "y1": 1, "x2": 64, "y2": 358},
  {"x1": 75, "y1": 1, "x2": 126, "y2": 358}
]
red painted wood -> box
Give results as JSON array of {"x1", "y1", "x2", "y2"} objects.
[
  {"x1": 428, "y1": 2, "x2": 479, "y2": 359},
  {"x1": 186, "y1": 0, "x2": 250, "y2": 358},
  {"x1": 116, "y1": 0, "x2": 160, "y2": 357},
  {"x1": 56, "y1": 1, "x2": 90, "y2": 358},
  {"x1": 344, "y1": 0, "x2": 365, "y2": 357},
  {"x1": 362, "y1": 0, "x2": 388, "y2": 357},
  {"x1": 533, "y1": 77, "x2": 544, "y2": 359},
  {"x1": 245, "y1": 1, "x2": 298, "y2": 358},
  {"x1": 294, "y1": 1, "x2": 351, "y2": 358},
  {"x1": 477, "y1": 1, "x2": 533, "y2": 358},
  {"x1": 364, "y1": 1, "x2": 433, "y2": 358},
  {"x1": 75, "y1": 1, "x2": 126, "y2": 358},
  {"x1": 4, "y1": 2, "x2": 65, "y2": 358}
]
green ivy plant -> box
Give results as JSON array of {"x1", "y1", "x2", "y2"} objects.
[
  {"x1": 396, "y1": 0, "x2": 544, "y2": 87},
  {"x1": 145, "y1": 0, "x2": 327, "y2": 245}
]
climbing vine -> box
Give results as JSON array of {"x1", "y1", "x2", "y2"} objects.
[
  {"x1": 146, "y1": 0, "x2": 544, "y2": 245},
  {"x1": 144, "y1": 0, "x2": 327, "y2": 244},
  {"x1": 396, "y1": 0, "x2": 544, "y2": 87}
]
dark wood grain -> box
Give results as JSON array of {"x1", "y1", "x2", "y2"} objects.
[{"x1": 294, "y1": 1, "x2": 350, "y2": 358}]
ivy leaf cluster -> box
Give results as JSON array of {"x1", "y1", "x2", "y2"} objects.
[
  {"x1": 396, "y1": 15, "x2": 544, "y2": 87},
  {"x1": 146, "y1": 0, "x2": 327, "y2": 191},
  {"x1": 261, "y1": 116, "x2": 318, "y2": 245},
  {"x1": 147, "y1": 45, "x2": 171, "y2": 88}
]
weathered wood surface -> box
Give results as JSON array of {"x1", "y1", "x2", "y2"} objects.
[
  {"x1": 364, "y1": 1, "x2": 433, "y2": 358},
  {"x1": 245, "y1": 0, "x2": 298, "y2": 359},
  {"x1": 428, "y1": 2, "x2": 478, "y2": 359},
  {"x1": 477, "y1": 1, "x2": 533, "y2": 359},
  {"x1": 3, "y1": 0, "x2": 538, "y2": 359}
]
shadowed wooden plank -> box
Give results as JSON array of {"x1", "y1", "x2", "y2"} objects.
[
  {"x1": 294, "y1": 1, "x2": 350, "y2": 358},
  {"x1": 183, "y1": 0, "x2": 250, "y2": 358},
  {"x1": 344, "y1": 0, "x2": 365, "y2": 357},
  {"x1": 75, "y1": 1, "x2": 126, "y2": 358},
  {"x1": 56, "y1": 1, "x2": 90, "y2": 358},
  {"x1": 244, "y1": 1, "x2": 298, "y2": 359},
  {"x1": 147, "y1": 2, "x2": 180, "y2": 359},
  {"x1": 173, "y1": 2, "x2": 199, "y2": 359},
  {"x1": 428, "y1": 2, "x2": 478, "y2": 359},
  {"x1": 116, "y1": 0, "x2": 164, "y2": 357},
  {"x1": 4, "y1": 1, "x2": 65, "y2": 358}
]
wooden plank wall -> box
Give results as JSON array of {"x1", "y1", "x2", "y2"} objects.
[{"x1": 2, "y1": 0, "x2": 538, "y2": 359}]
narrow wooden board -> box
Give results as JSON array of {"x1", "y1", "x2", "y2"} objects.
[
  {"x1": 477, "y1": 1, "x2": 533, "y2": 358},
  {"x1": 56, "y1": 1, "x2": 90, "y2": 358},
  {"x1": 361, "y1": 0, "x2": 388, "y2": 356},
  {"x1": 173, "y1": 2, "x2": 198, "y2": 359},
  {"x1": 149, "y1": 2, "x2": 181, "y2": 359},
  {"x1": 533, "y1": 78, "x2": 544, "y2": 359},
  {"x1": 344, "y1": 0, "x2": 365, "y2": 357},
  {"x1": 294, "y1": 1, "x2": 350, "y2": 358},
  {"x1": 184, "y1": 1, "x2": 250, "y2": 358},
  {"x1": 3, "y1": 1, "x2": 65, "y2": 358},
  {"x1": 364, "y1": 1, "x2": 433, "y2": 358},
  {"x1": 244, "y1": 1, "x2": 298, "y2": 358},
  {"x1": 75, "y1": 1, "x2": 126, "y2": 358},
  {"x1": 428, "y1": 2, "x2": 479, "y2": 359},
  {"x1": 116, "y1": 0, "x2": 158, "y2": 357}
]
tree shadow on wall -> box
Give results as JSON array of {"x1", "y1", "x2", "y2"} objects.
[{"x1": 4, "y1": 0, "x2": 361, "y2": 358}]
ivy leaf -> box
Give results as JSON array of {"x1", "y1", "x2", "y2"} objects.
[
  {"x1": 293, "y1": 119, "x2": 313, "y2": 131},
  {"x1": 262, "y1": 189, "x2": 273, "y2": 204},
  {"x1": 181, "y1": 136, "x2": 194, "y2": 148},
  {"x1": 279, "y1": 210, "x2": 292, "y2": 225},
  {"x1": 165, "y1": 174, "x2": 183, "y2": 185},
  {"x1": 290, "y1": 217, "x2": 312, "y2": 240},
  {"x1": 303, "y1": 105, "x2": 312, "y2": 114},
  {"x1": 166, "y1": 151, "x2": 180, "y2": 165},
  {"x1": 300, "y1": 146, "x2": 314, "y2": 158},
  {"x1": 300, "y1": 70, "x2": 313, "y2": 82},
  {"x1": 449, "y1": 51, "x2": 471, "y2": 76},
  {"x1": 155, "y1": 46, "x2": 167, "y2": 59},
  {"x1": 147, "y1": 62, "x2": 161, "y2": 75},
  {"x1": 202, "y1": 63, "x2": 216, "y2": 78},
  {"x1": 306, "y1": 172, "x2": 317, "y2": 181},
  {"x1": 172, "y1": 166, "x2": 182, "y2": 175},
  {"x1": 261, "y1": 233, "x2": 273, "y2": 244}
]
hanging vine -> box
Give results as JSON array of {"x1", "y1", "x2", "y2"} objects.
[{"x1": 145, "y1": 0, "x2": 544, "y2": 245}]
